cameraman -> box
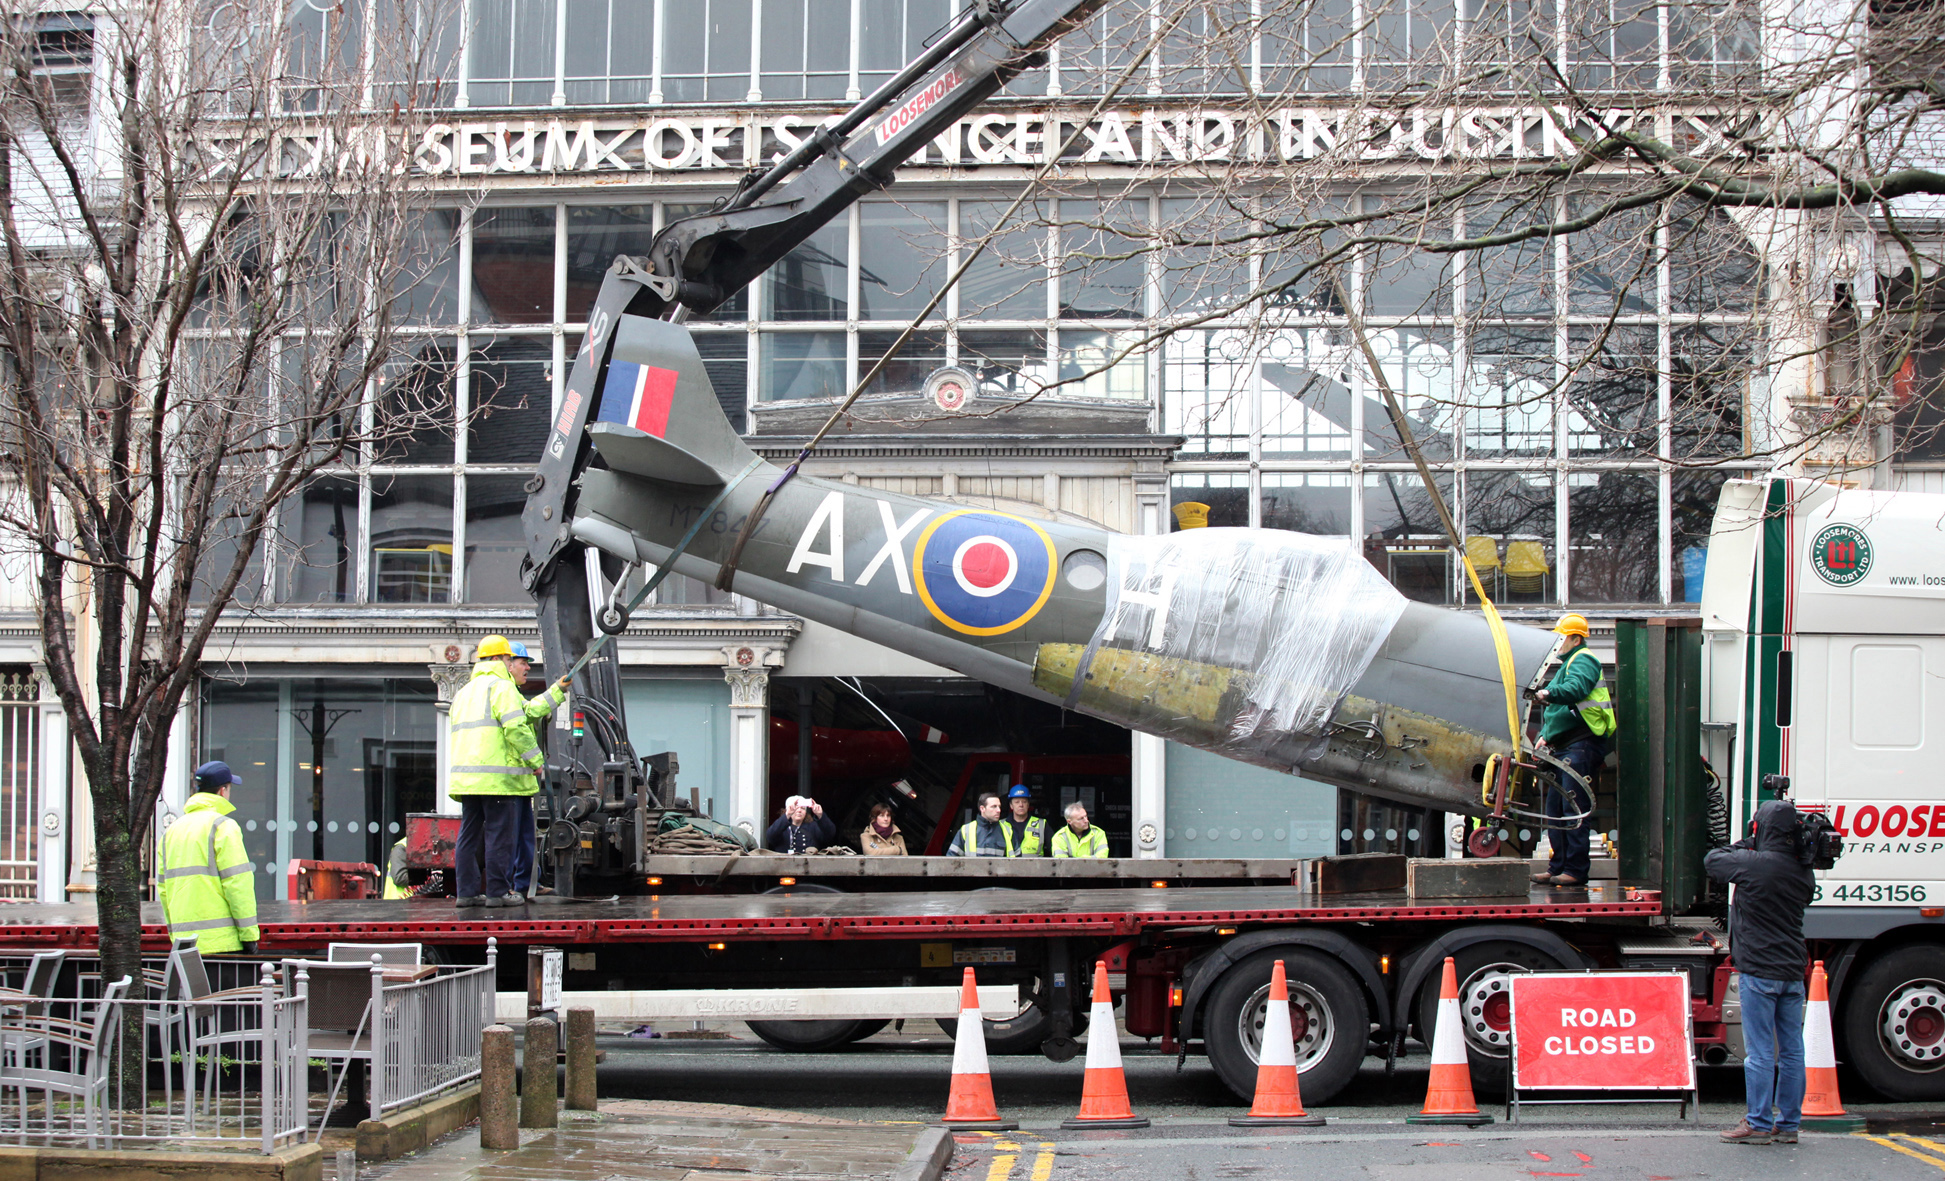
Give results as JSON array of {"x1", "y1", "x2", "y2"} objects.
[{"x1": 1705, "y1": 799, "x2": 1817, "y2": 1145}]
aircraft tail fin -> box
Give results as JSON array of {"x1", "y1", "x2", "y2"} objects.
[{"x1": 585, "y1": 314, "x2": 761, "y2": 485}]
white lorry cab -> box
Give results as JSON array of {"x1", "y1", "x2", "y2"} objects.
[{"x1": 1702, "y1": 475, "x2": 1945, "y2": 1097}]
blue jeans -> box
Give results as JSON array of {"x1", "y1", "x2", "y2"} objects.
[
  {"x1": 1546, "y1": 738, "x2": 1602, "y2": 880},
  {"x1": 1741, "y1": 973, "x2": 1807, "y2": 1131}
]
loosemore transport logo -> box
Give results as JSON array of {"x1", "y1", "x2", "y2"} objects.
[{"x1": 1811, "y1": 522, "x2": 1873, "y2": 586}]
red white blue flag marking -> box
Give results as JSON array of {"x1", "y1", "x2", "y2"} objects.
[{"x1": 598, "y1": 361, "x2": 678, "y2": 438}]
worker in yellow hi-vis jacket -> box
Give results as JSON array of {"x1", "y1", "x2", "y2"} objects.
[{"x1": 158, "y1": 762, "x2": 261, "y2": 954}]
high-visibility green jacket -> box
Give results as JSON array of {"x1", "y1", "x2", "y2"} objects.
[
  {"x1": 1051, "y1": 825, "x2": 1109, "y2": 859},
  {"x1": 383, "y1": 838, "x2": 410, "y2": 899},
  {"x1": 448, "y1": 661, "x2": 564, "y2": 797},
  {"x1": 947, "y1": 818, "x2": 1014, "y2": 857},
  {"x1": 1541, "y1": 646, "x2": 1617, "y2": 743},
  {"x1": 1002, "y1": 815, "x2": 1047, "y2": 856},
  {"x1": 158, "y1": 793, "x2": 260, "y2": 954}
]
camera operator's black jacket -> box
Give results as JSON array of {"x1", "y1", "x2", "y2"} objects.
[{"x1": 1703, "y1": 800, "x2": 1816, "y2": 982}]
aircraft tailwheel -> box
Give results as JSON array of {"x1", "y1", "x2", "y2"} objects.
[{"x1": 1466, "y1": 826, "x2": 1502, "y2": 858}]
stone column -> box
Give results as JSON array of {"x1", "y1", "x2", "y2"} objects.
[
  {"x1": 721, "y1": 645, "x2": 780, "y2": 840},
  {"x1": 429, "y1": 656, "x2": 474, "y2": 815},
  {"x1": 29, "y1": 666, "x2": 67, "y2": 903},
  {"x1": 1129, "y1": 472, "x2": 1170, "y2": 859}
]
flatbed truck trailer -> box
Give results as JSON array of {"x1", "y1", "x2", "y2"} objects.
[{"x1": 0, "y1": 882, "x2": 1699, "y2": 1104}]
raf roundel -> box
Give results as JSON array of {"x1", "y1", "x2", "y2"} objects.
[{"x1": 913, "y1": 511, "x2": 1057, "y2": 636}]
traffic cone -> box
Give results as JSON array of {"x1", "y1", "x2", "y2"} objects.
[
  {"x1": 1801, "y1": 961, "x2": 1865, "y2": 1132},
  {"x1": 1407, "y1": 956, "x2": 1494, "y2": 1125},
  {"x1": 1229, "y1": 959, "x2": 1326, "y2": 1126},
  {"x1": 940, "y1": 967, "x2": 1017, "y2": 1130},
  {"x1": 1062, "y1": 960, "x2": 1151, "y2": 1129}
]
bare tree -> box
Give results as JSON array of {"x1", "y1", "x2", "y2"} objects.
[{"x1": 0, "y1": 0, "x2": 454, "y2": 1004}]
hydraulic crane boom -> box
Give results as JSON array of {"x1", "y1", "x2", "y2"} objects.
[{"x1": 517, "y1": 0, "x2": 1109, "y2": 891}]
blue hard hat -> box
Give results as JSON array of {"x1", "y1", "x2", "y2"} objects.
[
  {"x1": 1007, "y1": 784, "x2": 1031, "y2": 799},
  {"x1": 508, "y1": 641, "x2": 532, "y2": 659},
  {"x1": 194, "y1": 760, "x2": 241, "y2": 790}
]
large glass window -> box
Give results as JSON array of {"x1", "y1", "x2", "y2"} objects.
[
  {"x1": 960, "y1": 200, "x2": 1049, "y2": 321},
  {"x1": 464, "y1": 474, "x2": 531, "y2": 602},
  {"x1": 761, "y1": 0, "x2": 850, "y2": 99},
  {"x1": 762, "y1": 221, "x2": 848, "y2": 321},
  {"x1": 471, "y1": 207, "x2": 555, "y2": 325},
  {"x1": 563, "y1": 0, "x2": 653, "y2": 104},
  {"x1": 859, "y1": 201, "x2": 947, "y2": 320},
  {"x1": 1261, "y1": 473, "x2": 1353, "y2": 536},
  {"x1": 1365, "y1": 471, "x2": 1456, "y2": 603},
  {"x1": 467, "y1": 0, "x2": 557, "y2": 106},
  {"x1": 1464, "y1": 471, "x2": 1556, "y2": 604},
  {"x1": 565, "y1": 205, "x2": 655, "y2": 321},
  {"x1": 760, "y1": 331, "x2": 846, "y2": 400},
  {"x1": 661, "y1": 0, "x2": 753, "y2": 102},
  {"x1": 283, "y1": 477, "x2": 360, "y2": 603},
  {"x1": 369, "y1": 475, "x2": 455, "y2": 603},
  {"x1": 858, "y1": 0, "x2": 952, "y2": 93},
  {"x1": 1264, "y1": 0, "x2": 1354, "y2": 92},
  {"x1": 1059, "y1": 198, "x2": 1146, "y2": 319},
  {"x1": 1567, "y1": 472, "x2": 1658, "y2": 604}
]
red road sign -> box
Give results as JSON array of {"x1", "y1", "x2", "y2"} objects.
[{"x1": 1510, "y1": 972, "x2": 1695, "y2": 1091}]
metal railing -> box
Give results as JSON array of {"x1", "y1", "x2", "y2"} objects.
[
  {"x1": 0, "y1": 964, "x2": 310, "y2": 1153},
  {"x1": 369, "y1": 954, "x2": 495, "y2": 1116}
]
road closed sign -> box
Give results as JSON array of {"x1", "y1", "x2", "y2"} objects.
[{"x1": 1509, "y1": 972, "x2": 1695, "y2": 1091}]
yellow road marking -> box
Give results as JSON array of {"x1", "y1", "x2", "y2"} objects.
[
  {"x1": 984, "y1": 1141, "x2": 1019, "y2": 1181},
  {"x1": 1029, "y1": 1140, "x2": 1056, "y2": 1181},
  {"x1": 1894, "y1": 1134, "x2": 1945, "y2": 1165},
  {"x1": 1861, "y1": 1133, "x2": 1945, "y2": 1174}
]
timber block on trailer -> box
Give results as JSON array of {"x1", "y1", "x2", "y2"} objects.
[
  {"x1": 1408, "y1": 857, "x2": 1531, "y2": 899},
  {"x1": 1302, "y1": 853, "x2": 1408, "y2": 894},
  {"x1": 0, "y1": 1142, "x2": 321, "y2": 1181}
]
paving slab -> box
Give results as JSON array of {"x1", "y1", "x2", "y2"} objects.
[{"x1": 359, "y1": 1099, "x2": 945, "y2": 1181}]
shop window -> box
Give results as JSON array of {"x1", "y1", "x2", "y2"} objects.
[
  {"x1": 1567, "y1": 471, "x2": 1658, "y2": 604},
  {"x1": 1462, "y1": 471, "x2": 1554, "y2": 604},
  {"x1": 463, "y1": 474, "x2": 530, "y2": 602},
  {"x1": 467, "y1": 0, "x2": 559, "y2": 106},
  {"x1": 859, "y1": 201, "x2": 947, "y2": 320},
  {"x1": 1261, "y1": 473, "x2": 1353, "y2": 536},
  {"x1": 190, "y1": 482, "x2": 269, "y2": 605},
  {"x1": 761, "y1": 220, "x2": 848, "y2": 322},
  {"x1": 563, "y1": 0, "x2": 653, "y2": 104},
  {"x1": 369, "y1": 475, "x2": 454, "y2": 603},
  {"x1": 759, "y1": 331, "x2": 846, "y2": 400},
  {"x1": 761, "y1": 0, "x2": 850, "y2": 100},
  {"x1": 1164, "y1": 742, "x2": 1336, "y2": 857},
  {"x1": 471, "y1": 207, "x2": 556, "y2": 325},
  {"x1": 662, "y1": 0, "x2": 753, "y2": 103},
  {"x1": 1263, "y1": 0, "x2": 1354, "y2": 92},
  {"x1": 1171, "y1": 472, "x2": 1250, "y2": 529},
  {"x1": 467, "y1": 338, "x2": 551, "y2": 464},
  {"x1": 282, "y1": 476, "x2": 359, "y2": 602},
  {"x1": 1365, "y1": 470, "x2": 1457, "y2": 602},
  {"x1": 958, "y1": 200, "x2": 1050, "y2": 321}
]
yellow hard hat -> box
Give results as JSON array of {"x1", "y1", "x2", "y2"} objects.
[
  {"x1": 475, "y1": 634, "x2": 514, "y2": 660},
  {"x1": 1553, "y1": 613, "x2": 1590, "y2": 639}
]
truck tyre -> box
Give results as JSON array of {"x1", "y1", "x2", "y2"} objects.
[
  {"x1": 1415, "y1": 939, "x2": 1571, "y2": 1095},
  {"x1": 1841, "y1": 943, "x2": 1945, "y2": 1101},
  {"x1": 746, "y1": 1019, "x2": 870, "y2": 1052},
  {"x1": 936, "y1": 1003, "x2": 1053, "y2": 1056},
  {"x1": 1203, "y1": 948, "x2": 1368, "y2": 1105},
  {"x1": 847, "y1": 1019, "x2": 891, "y2": 1043}
]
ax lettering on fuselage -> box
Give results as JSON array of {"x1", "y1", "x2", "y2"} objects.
[{"x1": 856, "y1": 502, "x2": 931, "y2": 592}]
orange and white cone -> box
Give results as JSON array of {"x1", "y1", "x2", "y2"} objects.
[
  {"x1": 1230, "y1": 959, "x2": 1326, "y2": 1127},
  {"x1": 1801, "y1": 960, "x2": 1864, "y2": 1131},
  {"x1": 940, "y1": 967, "x2": 1017, "y2": 1130},
  {"x1": 1407, "y1": 956, "x2": 1493, "y2": 1125},
  {"x1": 1062, "y1": 960, "x2": 1150, "y2": 1129}
]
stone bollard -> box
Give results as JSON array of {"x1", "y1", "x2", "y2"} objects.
[
  {"x1": 564, "y1": 1006, "x2": 597, "y2": 1111},
  {"x1": 480, "y1": 1025, "x2": 519, "y2": 1150},
  {"x1": 521, "y1": 1016, "x2": 559, "y2": 1128},
  {"x1": 335, "y1": 1148, "x2": 357, "y2": 1180}
]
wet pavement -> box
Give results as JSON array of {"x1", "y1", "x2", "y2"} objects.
[{"x1": 359, "y1": 1099, "x2": 934, "y2": 1181}]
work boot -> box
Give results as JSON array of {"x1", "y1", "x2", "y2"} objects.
[
  {"x1": 1772, "y1": 1128, "x2": 1798, "y2": 1144},
  {"x1": 1720, "y1": 1119, "x2": 1773, "y2": 1144},
  {"x1": 454, "y1": 895, "x2": 490, "y2": 908},
  {"x1": 485, "y1": 892, "x2": 526, "y2": 908},
  {"x1": 1531, "y1": 872, "x2": 1555, "y2": 884},
  {"x1": 1549, "y1": 874, "x2": 1586, "y2": 887}
]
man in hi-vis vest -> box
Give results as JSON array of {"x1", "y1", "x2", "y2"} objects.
[
  {"x1": 1530, "y1": 613, "x2": 1617, "y2": 887},
  {"x1": 449, "y1": 635, "x2": 566, "y2": 908},
  {"x1": 159, "y1": 762, "x2": 261, "y2": 954}
]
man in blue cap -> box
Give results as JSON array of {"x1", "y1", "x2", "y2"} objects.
[
  {"x1": 1000, "y1": 784, "x2": 1047, "y2": 857},
  {"x1": 158, "y1": 762, "x2": 261, "y2": 954}
]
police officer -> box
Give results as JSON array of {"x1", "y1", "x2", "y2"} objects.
[
  {"x1": 947, "y1": 792, "x2": 1013, "y2": 856},
  {"x1": 159, "y1": 762, "x2": 261, "y2": 954},
  {"x1": 450, "y1": 635, "x2": 566, "y2": 908},
  {"x1": 1531, "y1": 613, "x2": 1616, "y2": 887},
  {"x1": 1001, "y1": 784, "x2": 1047, "y2": 856},
  {"x1": 1050, "y1": 802, "x2": 1109, "y2": 858}
]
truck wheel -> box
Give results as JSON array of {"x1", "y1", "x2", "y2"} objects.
[
  {"x1": 1415, "y1": 940, "x2": 1570, "y2": 1095},
  {"x1": 847, "y1": 1019, "x2": 891, "y2": 1043},
  {"x1": 1203, "y1": 949, "x2": 1368, "y2": 1105},
  {"x1": 1841, "y1": 943, "x2": 1945, "y2": 1101},
  {"x1": 746, "y1": 1020, "x2": 870, "y2": 1052},
  {"x1": 936, "y1": 1002, "x2": 1053, "y2": 1056}
]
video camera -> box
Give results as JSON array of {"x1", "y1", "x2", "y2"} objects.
[{"x1": 1761, "y1": 775, "x2": 1844, "y2": 870}]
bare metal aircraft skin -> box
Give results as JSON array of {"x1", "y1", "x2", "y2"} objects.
[{"x1": 567, "y1": 317, "x2": 1555, "y2": 817}]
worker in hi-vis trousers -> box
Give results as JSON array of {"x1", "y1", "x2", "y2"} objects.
[{"x1": 158, "y1": 761, "x2": 261, "y2": 954}]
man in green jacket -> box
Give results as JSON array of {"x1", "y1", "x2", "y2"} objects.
[
  {"x1": 1531, "y1": 613, "x2": 1617, "y2": 887},
  {"x1": 159, "y1": 762, "x2": 261, "y2": 954},
  {"x1": 1050, "y1": 802, "x2": 1109, "y2": 858},
  {"x1": 450, "y1": 635, "x2": 566, "y2": 908}
]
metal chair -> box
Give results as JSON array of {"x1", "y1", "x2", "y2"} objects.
[
  {"x1": 1, "y1": 952, "x2": 68, "y2": 1071},
  {"x1": 0, "y1": 974, "x2": 130, "y2": 1148}
]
